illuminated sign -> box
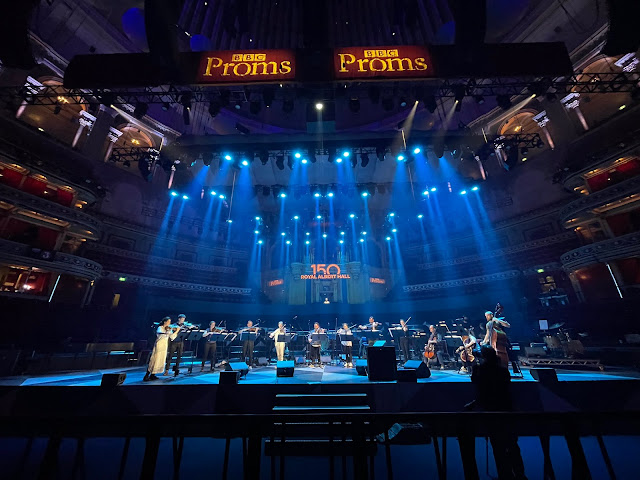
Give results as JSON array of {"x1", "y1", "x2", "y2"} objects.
[
  {"x1": 268, "y1": 279, "x2": 284, "y2": 287},
  {"x1": 300, "y1": 264, "x2": 351, "y2": 280},
  {"x1": 369, "y1": 277, "x2": 386, "y2": 284},
  {"x1": 334, "y1": 46, "x2": 433, "y2": 80},
  {"x1": 197, "y1": 50, "x2": 295, "y2": 84}
]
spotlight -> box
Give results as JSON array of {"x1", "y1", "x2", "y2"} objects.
[
  {"x1": 322, "y1": 233, "x2": 327, "y2": 238},
  {"x1": 336, "y1": 157, "x2": 343, "y2": 163},
  {"x1": 431, "y1": 187, "x2": 437, "y2": 192},
  {"x1": 281, "y1": 232, "x2": 286, "y2": 236},
  {"x1": 210, "y1": 190, "x2": 217, "y2": 196},
  {"x1": 349, "y1": 97, "x2": 360, "y2": 113},
  {"x1": 305, "y1": 240, "x2": 310, "y2": 245},
  {"x1": 376, "y1": 146, "x2": 386, "y2": 161},
  {"x1": 254, "y1": 230, "x2": 259, "y2": 234},
  {"x1": 361, "y1": 191, "x2": 369, "y2": 197},
  {"x1": 134, "y1": 102, "x2": 149, "y2": 119},
  {"x1": 351, "y1": 155, "x2": 358, "y2": 168},
  {"x1": 219, "y1": 194, "x2": 226, "y2": 199},
  {"x1": 287, "y1": 155, "x2": 293, "y2": 170},
  {"x1": 417, "y1": 214, "x2": 423, "y2": 219},
  {"x1": 349, "y1": 213, "x2": 355, "y2": 219},
  {"x1": 182, "y1": 194, "x2": 189, "y2": 200},
  {"x1": 397, "y1": 154, "x2": 405, "y2": 162},
  {"x1": 386, "y1": 236, "x2": 391, "y2": 241},
  {"x1": 327, "y1": 191, "x2": 334, "y2": 197},
  {"x1": 340, "y1": 231, "x2": 345, "y2": 236},
  {"x1": 389, "y1": 212, "x2": 395, "y2": 217},
  {"x1": 258, "y1": 240, "x2": 263, "y2": 245},
  {"x1": 339, "y1": 239, "x2": 344, "y2": 244},
  {"x1": 399, "y1": 97, "x2": 408, "y2": 107},
  {"x1": 294, "y1": 152, "x2": 302, "y2": 159},
  {"x1": 453, "y1": 85, "x2": 466, "y2": 103},
  {"x1": 471, "y1": 186, "x2": 479, "y2": 191},
  {"x1": 314, "y1": 192, "x2": 321, "y2": 198},
  {"x1": 520, "y1": 147, "x2": 529, "y2": 156},
  {"x1": 257, "y1": 151, "x2": 269, "y2": 165},
  {"x1": 293, "y1": 215, "x2": 299, "y2": 220},
  {"x1": 460, "y1": 190, "x2": 467, "y2": 195},
  {"x1": 170, "y1": 191, "x2": 178, "y2": 197},
  {"x1": 422, "y1": 189, "x2": 429, "y2": 196},
  {"x1": 413, "y1": 147, "x2": 421, "y2": 154},
  {"x1": 362, "y1": 231, "x2": 367, "y2": 235},
  {"x1": 275, "y1": 155, "x2": 285, "y2": 170},
  {"x1": 315, "y1": 102, "x2": 324, "y2": 110},
  {"x1": 53, "y1": 105, "x2": 61, "y2": 115},
  {"x1": 305, "y1": 232, "x2": 310, "y2": 236},
  {"x1": 316, "y1": 214, "x2": 322, "y2": 219},
  {"x1": 255, "y1": 216, "x2": 261, "y2": 221},
  {"x1": 359, "y1": 238, "x2": 364, "y2": 243},
  {"x1": 280, "y1": 192, "x2": 287, "y2": 198},
  {"x1": 342, "y1": 151, "x2": 350, "y2": 158},
  {"x1": 360, "y1": 153, "x2": 370, "y2": 167},
  {"x1": 224, "y1": 154, "x2": 233, "y2": 161},
  {"x1": 301, "y1": 158, "x2": 308, "y2": 164},
  {"x1": 286, "y1": 240, "x2": 291, "y2": 245},
  {"x1": 241, "y1": 159, "x2": 249, "y2": 166},
  {"x1": 496, "y1": 95, "x2": 512, "y2": 110},
  {"x1": 234, "y1": 101, "x2": 242, "y2": 110}
]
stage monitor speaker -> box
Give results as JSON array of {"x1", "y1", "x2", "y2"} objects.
[
  {"x1": 367, "y1": 346, "x2": 397, "y2": 382},
  {"x1": 219, "y1": 370, "x2": 240, "y2": 384},
  {"x1": 276, "y1": 360, "x2": 294, "y2": 377},
  {"x1": 525, "y1": 346, "x2": 547, "y2": 358},
  {"x1": 100, "y1": 373, "x2": 126, "y2": 387},
  {"x1": 403, "y1": 360, "x2": 431, "y2": 379},
  {"x1": 397, "y1": 368, "x2": 418, "y2": 383},
  {"x1": 320, "y1": 354, "x2": 331, "y2": 364},
  {"x1": 530, "y1": 368, "x2": 558, "y2": 384},
  {"x1": 225, "y1": 361, "x2": 249, "y2": 378},
  {"x1": 355, "y1": 359, "x2": 368, "y2": 376},
  {"x1": 256, "y1": 357, "x2": 269, "y2": 366}
]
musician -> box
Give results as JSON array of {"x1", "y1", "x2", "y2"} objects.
[
  {"x1": 359, "y1": 316, "x2": 380, "y2": 331},
  {"x1": 269, "y1": 321, "x2": 287, "y2": 362},
  {"x1": 144, "y1": 317, "x2": 178, "y2": 381},
  {"x1": 165, "y1": 314, "x2": 187, "y2": 376},
  {"x1": 308, "y1": 322, "x2": 324, "y2": 367},
  {"x1": 240, "y1": 320, "x2": 260, "y2": 367},
  {"x1": 397, "y1": 319, "x2": 411, "y2": 362},
  {"x1": 481, "y1": 311, "x2": 510, "y2": 368},
  {"x1": 425, "y1": 324, "x2": 446, "y2": 369},
  {"x1": 201, "y1": 321, "x2": 220, "y2": 371},
  {"x1": 456, "y1": 328, "x2": 477, "y2": 374},
  {"x1": 337, "y1": 323, "x2": 353, "y2": 367}
]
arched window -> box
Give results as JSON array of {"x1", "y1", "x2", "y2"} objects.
[{"x1": 499, "y1": 110, "x2": 551, "y2": 159}]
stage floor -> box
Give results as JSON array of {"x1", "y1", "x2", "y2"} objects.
[{"x1": 2, "y1": 364, "x2": 639, "y2": 387}]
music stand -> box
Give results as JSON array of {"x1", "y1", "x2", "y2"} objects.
[
  {"x1": 240, "y1": 332, "x2": 260, "y2": 342},
  {"x1": 337, "y1": 334, "x2": 355, "y2": 343}
]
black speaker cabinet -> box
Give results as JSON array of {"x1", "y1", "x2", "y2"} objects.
[
  {"x1": 100, "y1": 372, "x2": 126, "y2": 387},
  {"x1": 397, "y1": 368, "x2": 418, "y2": 382},
  {"x1": 530, "y1": 368, "x2": 558, "y2": 383},
  {"x1": 219, "y1": 370, "x2": 240, "y2": 385},
  {"x1": 355, "y1": 359, "x2": 368, "y2": 376},
  {"x1": 367, "y1": 346, "x2": 397, "y2": 381},
  {"x1": 225, "y1": 361, "x2": 249, "y2": 377},
  {"x1": 403, "y1": 360, "x2": 432, "y2": 379},
  {"x1": 276, "y1": 360, "x2": 294, "y2": 377}
]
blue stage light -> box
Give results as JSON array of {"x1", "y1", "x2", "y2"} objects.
[
  {"x1": 281, "y1": 232, "x2": 286, "y2": 236},
  {"x1": 182, "y1": 194, "x2": 189, "y2": 200},
  {"x1": 314, "y1": 192, "x2": 321, "y2": 198},
  {"x1": 170, "y1": 191, "x2": 178, "y2": 197},
  {"x1": 413, "y1": 147, "x2": 421, "y2": 154},
  {"x1": 241, "y1": 159, "x2": 249, "y2": 166},
  {"x1": 322, "y1": 233, "x2": 327, "y2": 238},
  {"x1": 301, "y1": 158, "x2": 308, "y2": 164},
  {"x1": 349, "y1": 213, "x2": 355, "y2": 218},
  {"x1": 293, "y1": 215, "x2": 299, "y2": 220},
  {"x1": 336, "y1": 157, "x2": 343, "y2": 163},
  {"x1": 226, "y1": 219, "x2": 233, "y2": 223},
  {"x1": 257, "y1": 240, "x2": 263, "y2": 245},
  {"x1": 339, "y1": 239, "x2": 344, "y2": 244},
  {"x1": 362, "y1": 231, "x2": 367, "y2": 235},
  {"x1": 286, "y1": 240, "x2": 291, "y2": 245},
  {"x1": 219, "y1": 194, "x2": 226, "y2": 199},
  {"x1": 397, "y1": 154, "x2": 405, "y2": 161},
  {"x1": 327, "y1": 191, "x2": 334, "y2": 197},
  {"x1": 280, "y1": 192, "x2": 287, "y2": 198},
  {"x1": 361, "y1": 191, "x2": 369, "y2": 197},
  {"x1": 417, "y1": 214, "x2": 423, "y2": 219},
  {"x1": 340, "y1": 231, "x2": 345, "y2": 235},
  {"x1": 305, "y1": 240, "x2": 310, "y2": 245},
  {"x1": 471, "y1": 186, "x2": 479, "y2": 191},
  {"x1": 210, "y1": 190, "x2": 217, "y2": 196},
  {"x1": 422, "y1": 190, "x2": 429, "y2": 196},
  {"x1": 460, "y1": 190, "x2": 467, "y2": 195},
  {"x1": 316, "y1": 215, "x2": 322, "y2": 219},
  {"x1": 391, "y1": 228, "x2": 397, "y2": 233},
  {"x1": 342, "y1": 151, "x2": 350, "y2": 157},
  {"x1": 386, "y1": 236, "x2": 391, "y2": 241},
  {"x1": 359, "y1": 238, "x2": 364, "y2": 243},
  {"x1": 430, "y1": 187, "x2": 437, "y2": 192},
  {"x1": 305, "y1": 232, "x2": 310, "y2": 236},
  {"x1": 255, "y1": 216, "x2": 261, "y2": 221},
  {"x1": 224, "y1": 154, "x2": 232, "y2": 161},
  {"x1": 254, "y1": 230, "x2": 259, "y2": 234},
  {"x1": 294, "y1": 152, "x2": 301, "y2": 159},
  {"x1": 389, "y1": 212, "x2": 395, "y2": 217}
]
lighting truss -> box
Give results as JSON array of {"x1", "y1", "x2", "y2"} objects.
[{"x1": 109, "y1": 147, "x2": 160, "y2": 166}]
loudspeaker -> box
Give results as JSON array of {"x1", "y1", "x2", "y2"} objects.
[
  {"x1": 256, "y1": 357, "x2": 269, "y2": 366},
  {"x1": 530, "y1": 368, "x2": 558, "y2": 384},
  {"x1": 397, "y1": 368, "x2": 418, "y2": 383},
  {"x1": 367, "y1": 346, "x2": 397, "y2": 382},
  {"x1": 403, "y1": 360, "x2": 432, "y2": 379},
  {"x1": 100, "y1": 373, "x2": 126, "y2": 387},
  {"x1": 219, "y1": 370, "x2": 240, "y2": 384},
  {"x1": 276, "y1": 360, "x2": 294, "y2": 377},
  {"x1": 355, "y1": 359, "x2": 368, "y2": 376},
  {"x1": 225, "y1": 361, "x2": 249, "y2": 377}
]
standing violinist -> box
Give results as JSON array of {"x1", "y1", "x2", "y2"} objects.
[
  {"x1": 308, "y1": 322, "x2": 324, "y2": 367},
  {"x1": 269, "y1": 321, "x2": 287, "y2": 362},
  {"x1": 165, "y1": 314, "x2": 187, "y2": 377},
  {"x1": 201, "y1": 321, "x2": 220, "y2": 372},
  {"x1": 397, "y1": 319, "x2": 411, "y2": 362},
  {"x1": 456, "y1": 328, "x2": 477, "y2": 374},
  {"x1": 241, "y1": 320, "x2": 260, "y2": 367},
  {"x1": 337, "y1": 323, "x2": 353, "y2": 367}
]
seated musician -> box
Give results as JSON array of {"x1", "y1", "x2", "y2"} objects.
[
  {"x1": 456, "y1": 328, "x2": 477, "y2": 374},
  {"x1": 425, "y1": 324, "x2": 446, "y2": 369},
  {"x1": 165, "y1": 313, "x2": 188, "y2": 377},
  {"x1": 241, "y1": 320, "x2": 260, "y2": 367},
  {"x1": 269, "y1": 321, "x2": 287, "y2": 362},
  {"x1": 308, "y1": 322, "x2": 324, "y2": 367},
  {"x1": 337, "y1": 323, "x2": 353, "y2": 367},
  {"x1": 201, "y1": 321, "x2": 220, "y2": 372}
]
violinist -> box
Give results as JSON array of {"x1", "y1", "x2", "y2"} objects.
[
  {"x1": 241, "y1": 320, "x2": 260, "y2": 367},
  {"x1": 456, "y1": 328, "x2": 477, "y2": 374},
  {"x1": 201, "y1": 321, "x2": 221, "y2": 371},
  {"x1": 269, "y1": 321, "x2": 287, "y2": 362},
  {"x1": 359, "y1": 316, "x2": 380, "y2": 331},
  {"x1": 337, "y1": 323, "x2": 353, "y2": 367},
  {"x1": 308, "y1": 322, "x2": 325, "y2": 367},
  {"x1": 397, "y1": 319, "x2": 411, "y2": 362},
  {"x1": 165, "y1": 314, "x2": 187, "y2": 377},
  {"x1": 144, "y1": 317, "x2": 178, "y2": 381}
]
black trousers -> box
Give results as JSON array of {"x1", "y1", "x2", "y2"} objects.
[
  {"x1": 202, "y1": 342, "x2": 217, "y2": 368},
  {"x1": 242, "y1": 340, "x2": 254, "y2": 365},
  {"x1": 342, "y1": 344, "x2": 353, "y2": 363},
  {"x1": 399, "y1": 337, "x2": 411, "y2": 361},
  {"x1": 309, "y1": 345, "x2": 320, "y2": 364},
  {"x1": 166, "y1": 340, "x2": 184, "y2": 372}
]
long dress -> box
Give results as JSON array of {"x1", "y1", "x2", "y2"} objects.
[{"x1": 148, "y1": 326, "x2": 178, "y2": 374}]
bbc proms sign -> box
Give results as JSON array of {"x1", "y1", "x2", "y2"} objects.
[
  {"x1": 334, "y1": 45, "x2": 434, "y2": 80},
  {"x1": 197, "y1": 49, "x2": 296, "y2": 84}
]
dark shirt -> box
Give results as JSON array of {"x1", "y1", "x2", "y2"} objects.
[
  {"x1": 471, "y1": 362, "x2": 512, "y2": 411},
  {"x1": 429, "y1": 332, "x2": 443, "y2": 349}
]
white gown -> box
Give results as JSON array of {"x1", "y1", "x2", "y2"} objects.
[{"x1": 148, "y1": 326, "x2": 178, "y2": 374}]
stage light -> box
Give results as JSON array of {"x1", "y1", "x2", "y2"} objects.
[
  {"x1": 391, "y1": 228, "x2": 397, "y2": 233},
  {"x1": 460, "y1": 190, "x2": 467, "y2": 195},
  {"x1": 322, "y1": 233, "x2": 327, "y2": 238},
  {"x1": 360, "y1": 153, "x2": 369, "y2": 167},
  {"x1": 389, "y1": 212, "x2": 395, "y2": 217},
  {"x1": 53, "y1": 105, "x2": 61, "y2": 115},
  {"x1": 339, "y1": 239, "x2": 344, "y2": 244},
  {"x1": 537, "y1": 268, "x2": 545, "y2": 273},
  {"x1": 279, "y1": 192, "x2": 287, "y2": 198},
  {"x1": 301, "y1": 158, "x2": 308, "y2": 164},
  {"x1": 182, "y1": 195, "x2": 189, "y2": 200},
  {"x1": 162, "y1": 102, "x2": 170, "y2": 111},
  {"x1": 340, "y1": 231, "x2": 345, "y2": 235},
  {"x1": 275, "y1": 155, "x2": 285, "y2": 170},
  {"x1": 413, "y1": 147, "x2": 421, "y2": 154},
  {"x1": 314, "y1": 192, "x2": 321, "y2": 198},
  {"x1": 118, "y1": 276, "x2": 127, "y2": 282},
  {"x1": 336, "y1": 157, "x2": 343, "y2": 163},
  {"x1": 471, "y1": 186, "x2": 479, "y2": 191},
  {"x1": 294, "y1": 152, "x2": 302, "y2": 159},
  {"x1": 422, "y1": 189, "x2": 429, "y2": 196},
  {"x1": 258, "y1": 240, "x2": 263, "y2": 245},
  {"x1": 281, "y1": 232, "x2": 286, "y2": 236},
  {"x1": 521, "y1": 147, "x2": 529, "y2": 156},
  {"x1": 359, "y1": 238, "x2": 364, "y2": 243},
  {"x1": 397, "y1": 154, "x2": 405, "y2": 162},
  {"x1": 386, "y1": 236, "x2": 391, "y2": 241},
  {"x1": 287, "y1": 155, "x2": 293, "y2": 170},
  {"x1": 224, "y1": 154, "x2": 233, "y2": 161},
  {"x1": 286, "y1": 240, "x2": 291, "y2": 245},
  {"x1": 399, "y1": 97, "x2": 408, "y2": 107},
  {"x1": 227, "y1": 219, "x2": 233, "y2": 223},
  {"x1": 234, "y1": 101, "x2": 242, "y2": 110},
  {"x1": 254, "y1": 230, "x2": 259, "y2": 234},
  {"x1": 293, "y1": 215, "x2": 299, "y2": 220},
  {"x1": 170, "y1": 191, "x2": 178, "y2": 197},
  {"x1": 241, "y1": 159, "x2": 249, "y2": 166},
  {"x1": 316, "y1": 215, "x2": 322, "y2": 219},
  {"x1": 219, "y1": 194, "x2": 226, "y2": 199},
  {"x1": 454, "y1": 85, "x2": 465, "y2": 103},
  {"x1": 255, "y1": 216, "x2": 261, "y2": 221},
  {"x1": 417, "y1": 214, "x2": 423, "y2": 219},
  {"x1": 349, "y1": 213, "x2": 355, "y2": 218},
  {"x1": 342, "y1": 151, "x2": 350, "y2": 158},
  {"x1": 315, "y1": 102, "x2": 324, "y2": 110},
  {"x1": 208, "y1": 101, "x2": 221, "y2": 117},
  {"x1": 327, "y1": 191, "x2": 334, "y2": 197},
  {"x1": 362, "y1": 231, "x2": 367, "y2": 235},
  {"x1": 305, "y1": 232, "x2": 310, "y2": 236},
  {"x1": 376, "y1": 146, "x2": 386, "y2": 161},
  {"x1": 305, "y1": 240, "x2": 310, "y2": 245},
  {"x1": 431, "y1": 187, "x2": 437, "y2": 192},
  {"x1": 361, "y1": 191, "x2": 369, "y2": 197},
  {"x1": 210, "y1": 190, "x2": 217, "y2": 196}
]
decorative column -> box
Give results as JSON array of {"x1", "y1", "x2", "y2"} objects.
[
  {"x1": 345, "y1": 262, "x2": 369, "y2": 304},
  {"x1": 560, "y1": 93, "x2": 589, "y2": 132},
  {"x1": 104, "y1": 127, "x2": 123, "y2": 162},
  {"x1": 72, "y1": 110, "x2": 96, "y2": 148},
  {"x1": 288, "y1": 263, "x2": 307, "y2": 305},
  {"x1": 81, "y1": 105, "x2": 117, "y2": 162}
]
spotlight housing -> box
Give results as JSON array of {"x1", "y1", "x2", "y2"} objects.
[
  {"x1": 460, "y1": 190, "x2": 467, "y2": 195},
  {"x1": 413, "y1": 147, "x2": 421, "y2": 154},
  {"x1": 336, "y1": 157, "x2": 343, "y2": 163},
  {"x1": 386, "y1": 236, "x2": 391, "y2": 241},
  {"x1": 224, "y1": 154, "x2": 233, "y2": 161},
  {"x1": 315, "y1": 102, "x2": 324, "y2": 110},
  {"x1": 397, "y1": 154, "x2": 405, "y2": 162},
  {"x1": 391, "y1": 228, "x2": 397, "y2": 233},
  {"x1": 417, "y1": 214, "x2": 423, "y2": 219},
  {"x1": 170, "y1": 191, "x2": 178, "y2": 197},
  {"x1": 258, "y1": 240, "x2": 263, "y2": 245},
  {"x1": 471, "y1": 186, "x2": 479, "y2": 191},
  {"x1": 182, "y1": 195, "x2": 189, "y2": 200}
]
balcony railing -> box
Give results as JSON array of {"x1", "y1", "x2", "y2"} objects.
[{"x1": 560, "y1": 231, "x2": 640, "y2": 270}]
